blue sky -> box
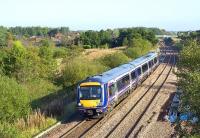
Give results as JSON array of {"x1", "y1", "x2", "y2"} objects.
[{"x1": 0, "y1": 0, "x2": 200, "y2": 31}]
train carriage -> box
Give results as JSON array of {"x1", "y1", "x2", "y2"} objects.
[{"x1": 77, "y1": 52, "x2": 159, "y2": 117}]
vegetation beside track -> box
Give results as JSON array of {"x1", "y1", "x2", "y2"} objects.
[
  {"x1": 0, "y1": 27, "x2": 158, "y2": 137},
  {"x1": 175, "y1": 31, "x2": 200, "y2": 137}
]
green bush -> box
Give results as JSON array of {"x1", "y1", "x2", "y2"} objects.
[
  {"x1": 53, "y1": 47, "x2": 68, "y2": 58},
  {"x1": 23, "y1": 79, "x2": 59, "y2": 101},
  {"x1": 67, "y1": 46, "x2": 84, "y2": 57},
  {"x1": 0, "y1": 75, "x2": 30, "y2": 123},
  {"x1": 1, "y1": 43, "x2": 57, "y2": 83},
  {"x1": 124, "y1": 47, "x2": 142, "y2": 59},
  {"x1": 62, "y1": 57, "x2": 107, "y2": 87},
  {"x1": 0, "y1": 122, "x2": 19, "y2": 138},
  {"x1": 83, "y1": 45, "x2": 92, "y2": 49},
  {"x1": 124, "y1": 38, "x2": 153, "y2": 59},
  {"x1": 99, "y1": 52, "x2": 130, "y2": 68}
]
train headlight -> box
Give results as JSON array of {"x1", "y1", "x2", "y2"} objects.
[{"x1": 78, "y1": 103, "x2": 82, "y2": 106}]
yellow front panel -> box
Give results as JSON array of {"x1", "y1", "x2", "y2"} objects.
[
  {"x1": 80, "y1": 82, "x2": 101, "y2": 87},
  {"x1": 80, "y1": 100, "x2": 100, "y2": 108}
]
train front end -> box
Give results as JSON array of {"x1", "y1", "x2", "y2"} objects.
[{"x1": 77, "y1": 82, "x2": 107, "y2": 117}]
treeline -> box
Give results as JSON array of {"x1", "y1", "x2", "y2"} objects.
[
  {"x1": 78, "y1": 27, "x2": 158, "y2": 48},
  {"x1": 149, "y1": 27, "x2": 175, "y2": 35},
  {"x1": 0, "y1": 26, "x2": 70, "y2": 38},
  {"x1": 178, "y1": 30, "x2": 200, "y2": 42},
  {"x1": 176, "y1": 30, "x2": 200, "y2": 137},
  {"x1": 0, "y1": 26, "x2": 171, "y2": 48}
]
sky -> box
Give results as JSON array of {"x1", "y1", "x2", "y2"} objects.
[{"x1": 0, "y1": 0, "x2": 200, "y2": 31}]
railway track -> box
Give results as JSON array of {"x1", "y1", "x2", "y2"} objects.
[
  {"x1": 79, "y1": 47, "x2": 173, "y2": 137},
  {"x1": 125, "y1": 52, "x2": 176, "y2": 138},
  {"x1": 60, "y1": 118, "x2": 102, "y2": 138},
  {"x1": 103, "y1": 51, "x2": 176, "y2": 138},
  {"x1": 132, "y1": 51, "x2": 177, "y2": 138},
  {"x1": 41, "y1": 45, "x2": 172, "y2": 138}
]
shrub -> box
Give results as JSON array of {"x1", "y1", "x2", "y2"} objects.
[
  {"x1": 83, "y1": 45, "x2": 91, "y2": 49},
  {"x1": 124, "y1": 47, "x2": 142, "y2": 59},
  {"x1": 62, "y1": 57, "x2": 107, "y2": 87},
  {"x1": 0, "y1": 122, "x2": 19, "y2": 138},
  {"x1": 53, "y1": 47, "x2": 68, "y2": 58},
  {"x1": 124, "y1": 38, "x2": 153, "y2": 59},
  {"x1": 2, "y1": 41, "x2": 27, "y2": 81},
  {"x1": 0, "y1": 75, "x2": 30, "y2": 123},
  {"x1": 2, "y1": 44, "x2": 57, "y2": 82},
  {"x1": 99, "y1": 52, "x2": 130, "y2": 68},
  {"x1": 69, "y1": 46, "x2": 84, "y2": 56},
  {"x1": 23, "y1": 79, "x2": 59, "y2": 102}
]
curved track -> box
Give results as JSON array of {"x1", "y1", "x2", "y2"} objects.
[
  {"x1": 41, "y1": 45, "x2": 175, "y2": 138},
  {"x1": 82, "y1": 47, "x2": 175, "y2": 138}
]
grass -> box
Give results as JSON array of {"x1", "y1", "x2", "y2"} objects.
[
  {"x1": 15, "y1": 110, "x2": 56, "y2": 138},
  {"x1": 83, "y1": 46, "x2": 126, "y2": 60},
  {"x1": 0, "y1": 110, "x2": 56, "y2": 138}
]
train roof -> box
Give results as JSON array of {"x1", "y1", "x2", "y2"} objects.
[
  {"x1": 86, "y1": 52, "x2": 158, "y2": 84},
  {"x1": 129, "y1": 52, "x2": 157, "y2": 67}
]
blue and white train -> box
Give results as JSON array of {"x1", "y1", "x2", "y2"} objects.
[{"x1": 77, "y1": 52, "x2": 159, "y2": 117}]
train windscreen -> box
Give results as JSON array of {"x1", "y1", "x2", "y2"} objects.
[{"x1": 79, "y1": 86, "x2": 102, "y2": 100}]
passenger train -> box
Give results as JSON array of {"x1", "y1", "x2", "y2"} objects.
[{"x1": 77, "y1": 52, "x2": 159, "y2": 117}]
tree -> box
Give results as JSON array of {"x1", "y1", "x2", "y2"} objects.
[
  {"x1": 122, "y1": 37, "x2": 128, "y2": 46},
  {"x1": 0, "y1": 26, "x2": 8, "y2": 47},
  {"x1": 100, "y1": 52, "x2": 130, "y2": 68},
  {"x1": 177, "y1": 38, "x2": 200, "y2": 135},
  {"x1": 0, "y1": 75, "x2": 30, "y2": 122},
  {"x1": 60, "y1": 27, "x2": 69, "y2": 35},
  {"x1": 2, "y1": 41, "x2": 28, "y2": 82}
]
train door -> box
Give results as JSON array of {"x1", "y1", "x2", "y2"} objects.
[
  {"x1": 131, "y1": 70, "x2": 137, "y2": 90},
  {"x1": 136, "y1": 67, "x2": 142, "y2": 85},
  {"x1": 148, "y1": 60, "x2": 154, "y2": 74},
  {"x1": 108, "y1": 82, "x2": 118, "y2": 108},
  {"x1": 142, "y1": 63, "x2": 148, "y2": 81}
]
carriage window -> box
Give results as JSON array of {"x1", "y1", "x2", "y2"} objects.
[
  {"x1": 131, "y1": 71, "x2": 137, "y2": 80},
  {"x1": 137, "y1": 67, "x2": 141, "y2": 76},
  {"x1": 142, "y1": 63, "x2": 148, "y2": 73},
  {"x1": 117, "y1": 74, "x2": 130, "y2": 91},
  {"x1": 148, "y1": 60, "x2": 153, "y2": 68},
  {"x1": 154, "y1": 57, "x2": 158, "y2": 64},
  {"x1": 109, "y1": 83, "x2": 117, "y2": 97}
]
